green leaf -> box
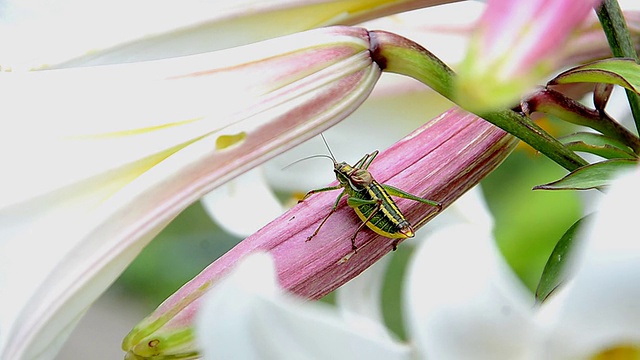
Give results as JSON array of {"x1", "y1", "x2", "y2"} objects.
[
  {"x1": 548, "y1": 58, "x2": 640, "y2": 95},
  {"x1": 535, "y1": 217, "x2": 589, "y2": 303},
  {"x1": 564, "y1": 141, "x2": 638, "y2": 159},
  {"x1": 560, "y1": 132, "x2": 638, "y2": 159},
  {"x1": 533, "y1": 158, "x2": 638, "y2": 190}
]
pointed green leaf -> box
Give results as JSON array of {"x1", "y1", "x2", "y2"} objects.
[
  {"x1": 560, "y1": 132, "x2": 635, "y2": 151},
  {"x1": 565, "y1": 141, "x2": 638, "y2": 159},
  {"x1": 560, "y1": 132, "x2": 637, "y2": 159},
  {"x1": 549, "y1": 58, "x2": 640, "y2": 95},
  {"x1": 535, "y1": 216, "x2": 589, "y2": 304},
  {"x1": 533, "y1": 158, "x2": 638, "y2": 190}
]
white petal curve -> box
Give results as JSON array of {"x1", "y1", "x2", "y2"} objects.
[
  {"x1": 336, "y1": 256, "x2": 394, "y2": 341},
  {"x1": 196, "y1": 252, "x2": 411, "y2": 360},
  {"x1": 423, "y1": 186, "x2": 495, "y2": 234},
  {"x1": 404, "y1": 224, "x2": 536, "y2": 360},
  {"x1": 200, "y1": 168, "x2": 284, "y2": 238}
]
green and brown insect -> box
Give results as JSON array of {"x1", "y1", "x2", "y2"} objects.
[{"x1": 299, "y1": 136, "x2": 442, "y2": 252}]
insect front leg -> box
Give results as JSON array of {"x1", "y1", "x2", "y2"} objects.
[
  {"x1": 346, "y1": 197, "x2": 382, "y2": 252},
  {"x1": 306, "y1": 190, "x2": 346, "y2": 242},
  {"x1": 299, "y1": 184, "x2": 344, "y2": 202}
]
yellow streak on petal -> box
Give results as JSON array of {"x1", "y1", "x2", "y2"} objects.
[
  {"x1": 68, "y1": 118, "x2": 203, "y2": 139},
  {"x1": 215, "y1": 132, "x2": 247, "y2": 151}
]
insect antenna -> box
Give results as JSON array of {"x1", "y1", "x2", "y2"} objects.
[
  {"x1": 281, "y1": 154, "x2": 334, "y2": 170},
  {"x1": 320, "y1": 133, "x2": 337, "y2": 162},
  {"x1": 282, "y1": 134, "x2": 338, "y2": 170}
]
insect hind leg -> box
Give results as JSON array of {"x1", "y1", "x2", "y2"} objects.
[{"x1": 348, "y1": 199, "x2": 382, "y2": 252}]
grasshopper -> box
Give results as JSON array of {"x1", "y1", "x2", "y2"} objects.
[{"x1": 299, "y1": 136, "x2": 442, "y2": 252}]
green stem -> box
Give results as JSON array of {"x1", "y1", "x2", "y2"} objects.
[
  {"x1": 370, "y1": 30, "x2": 587, "y2": 172},
  {"x1": 595, "y1": 0, "x2": 640, "y2": 132}
]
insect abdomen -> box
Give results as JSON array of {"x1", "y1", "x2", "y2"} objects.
[{"x1": 352, "y1": 181, "x2": 415, "y2": 239}]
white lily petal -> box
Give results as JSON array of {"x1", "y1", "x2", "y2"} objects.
[
  {"x1": 336, "y1": 255, "x2": 394, "y2": 341},
  {"x1": 3, "y1": 0, "x2": 296, "y2": 69},
  {"x1": 404, "y1": 223, "x2": 536, "y2": 359},
  {"x1": 423, "y1": 185, "x2": 494, "y2": 233},
  {"x1": 1, "y1": 26, "x2": 381, "y2": 359},
  {"x1": 197, "y1": 252, "x2": 411, "y2": 360},
  {"x1": 0, "y1": 134, "x2": 214, "y2": 359},
  {"x1": 537, "y1": 165, "x2": 640, "y2": 359},
  {"x1": 201, "y1": 168, "x2": 284, "y2": 238},
  {"x1": 3, "y1": 0, "x2": 453, "y2": 69},
  {"x1": 1, "y1": 26, "x2": 377, "y2": 207}
]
